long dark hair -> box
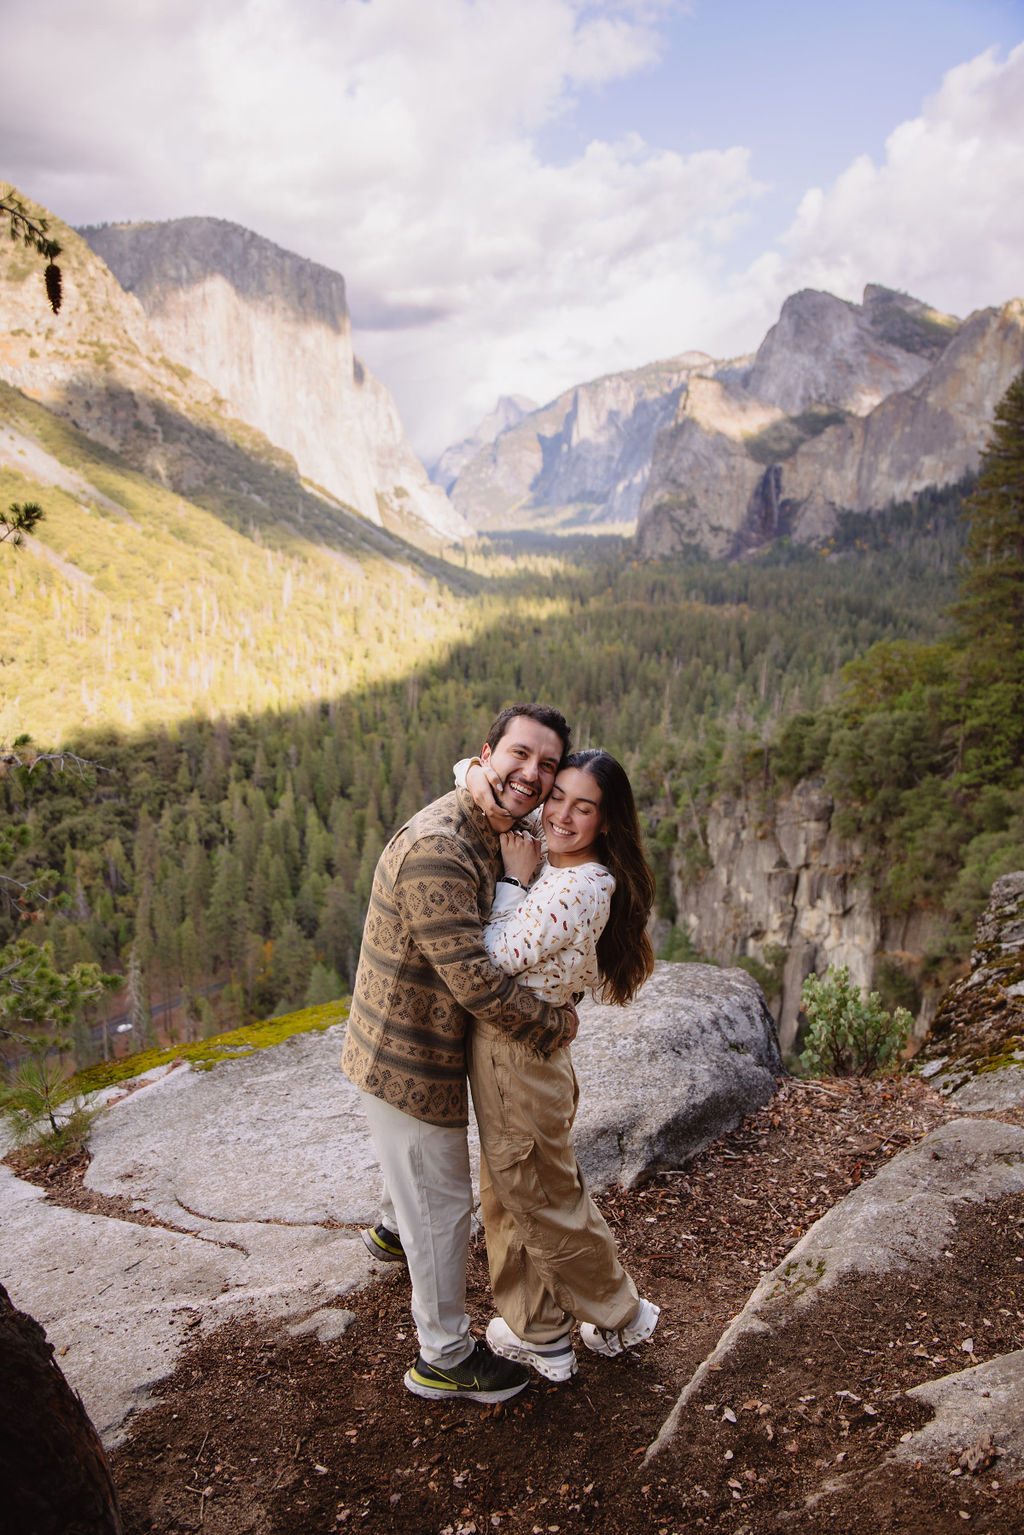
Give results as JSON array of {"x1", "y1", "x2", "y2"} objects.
[{"x1": 562, "y1": 749, "x2": 655, "y2": 1005}]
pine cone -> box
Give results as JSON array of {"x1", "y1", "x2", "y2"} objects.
[{"x1": 44, "y1": 261, "x2": 62, "y2": 315}]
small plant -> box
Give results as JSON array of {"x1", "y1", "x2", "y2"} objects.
[
  {"x1": 798, "y1": 964, "x2": 912, "y2": 1077},
  {"x1": 1, "y1": 938, "x2": 118, "y2": 1162},
  {"x1": 0, "y1": 1039, "x2": 96, "y2": 1166}
]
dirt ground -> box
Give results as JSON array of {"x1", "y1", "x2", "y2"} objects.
[{"x1": 17, "y1": 1076, "x2": 1024, "y2": 1534}]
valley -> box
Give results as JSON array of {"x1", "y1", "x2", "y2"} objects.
[{"x1": 1, "y1": 189, "x2": 1022, "y2": 1063}]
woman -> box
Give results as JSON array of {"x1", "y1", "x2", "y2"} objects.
[{"x1": 466, "y1": 748, "x2": 660, "y2": 1383}]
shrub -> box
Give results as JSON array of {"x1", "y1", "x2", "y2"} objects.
[{"x1": 798, "y1": 964, "x2": 912, "y2": 1077}]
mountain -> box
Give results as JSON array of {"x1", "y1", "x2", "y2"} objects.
[
  {"x1": 76, "y1": 216, "x2": 469, "y2": 545},
  {"x1": 440, "y1": 283, "x2": 1024, "y2": 552},
  {"x1": 446, "y1": 356, "x2": 705, "y2": 531},
  {"x1": 637, "y1": 286, "x2": 1024, "y2": 559},
  {"x1": 0, "y1": 192, "x2": 475, "y2": 742},
  {"x1": 430, "y1": 394, "x2": 536, "y2": 493}
]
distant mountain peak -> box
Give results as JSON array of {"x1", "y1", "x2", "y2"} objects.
[{"x1": 637, "y1": 285, "x2": 1023, "y2": 561}]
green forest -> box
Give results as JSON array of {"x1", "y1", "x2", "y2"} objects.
[{"x1": 2, "y1": 371, "x2": 1023, "y2": 1067}]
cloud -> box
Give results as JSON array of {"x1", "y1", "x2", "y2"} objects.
[
  {"x1": 2, "y1": 0, "x2": 753, "y2": 453},
  {"x1": 2, "y1": 3, "x2": 1020, "y2": 459},
  {"x1": 743, "y1": 42, "x2": 1024, "y2": 329}
]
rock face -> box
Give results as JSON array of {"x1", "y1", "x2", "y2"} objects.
[
  {"x1": 78, "y1": 217, "x2": 468, "y2": 542},
  {"x1": 669, "y1": 779, "x2": 943, "y2": 1053},
  {"x1": 431, "y1": 394, "x2": 536, "y2": 492},
  {"x1": 916, "y1": 872, "x2": 1024, "y2": 1106},
  {"x1": 448, "y1": 355, "x2": 706, "y2": 530},
  {"x1": 637, "y1": 287, "x2": 1024, "y2": 559}
]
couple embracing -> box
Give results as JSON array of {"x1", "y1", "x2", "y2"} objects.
[{"x1": 341, "y1": 703, "x2": 659, "y2": 1403}]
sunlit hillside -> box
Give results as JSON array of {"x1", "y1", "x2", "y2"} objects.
[{"x1": 0, "y1": 383, "x2": 495, "y2": 742}]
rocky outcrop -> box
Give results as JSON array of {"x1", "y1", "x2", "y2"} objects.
[
  {"x1": 744, "y1": 284, "x2": 949, "y2": 417},
  {"x1": 916, "y1": 872, "x2": 1024, "y2": 1107},
  {"x1": 78, "y1": 217, "x2": 469, "y2": 542},
  {"x1": 670, "y1": 779, "x2": 942, "y2": 1053},
  {"x1": 431, "y1": 394, "x2": 536, "y2": 492},
  {"x1": 782, "y1": 300, "x2": 1024, "y2": 521},
  {"x1": 0, "y1": 965, "x2": 779, "y2": 1445},
  {"x1": 448, "y1": 355, "x2": 706, "y2": 530},
  {"x1": 637, "y1": 287, "x2": 1024, "y2": 560},
  {"x1": 647, "y1": 1117, "x2": 1024, "y2": 1480}
]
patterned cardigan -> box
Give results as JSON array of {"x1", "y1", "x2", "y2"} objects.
[{"x1": 341, "y1": 788, "x2": 569, "y2": 1126}]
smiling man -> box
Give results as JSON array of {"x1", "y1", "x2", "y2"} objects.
[{"x1": 341, "y1": 703, "x2": 576, "y2": 1403}]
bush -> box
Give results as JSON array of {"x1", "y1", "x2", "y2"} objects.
[{"x1": 798, "y1": 964, "x2": 912, "y2": 1077}]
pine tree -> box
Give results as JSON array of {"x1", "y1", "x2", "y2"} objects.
[{"x1": 953, "y1": 369, "x2": 1024, "y2": 782}]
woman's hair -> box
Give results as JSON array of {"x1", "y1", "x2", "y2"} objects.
[{"x1": 562, "y1": 749, "x2": 656, "y2": 1005}]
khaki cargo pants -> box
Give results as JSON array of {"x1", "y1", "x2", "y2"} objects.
[{"x1": 468, "y1": 1022, "x2": 639, "y2": 1343}]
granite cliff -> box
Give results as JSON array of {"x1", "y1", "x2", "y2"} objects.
[
  {"x1": 446, "y1": 355, "x2": 706, "y2": 530},
  {"x1": 430, "y1": 393, "x2": 536, "y2": 493},
  {"x1": 669, "y1": 777, "x2": 946, "y2": 1054},
  {"x1": 78, "y1": 217, "x2": 469, "y2": 544},
  {"x1": 637, "y1": 286, "x2": 1024, "y2": 559},
  {"x1": 444, "y1": 283, "x2": 1023, "y2": 548}
]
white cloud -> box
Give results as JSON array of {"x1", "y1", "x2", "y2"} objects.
[
  {"x1": 742, "y1": 43, "x2": 1024, "y2": 330},
  {"x1": 2, "y1": 4, "x2": 1021, "y2": 459}
]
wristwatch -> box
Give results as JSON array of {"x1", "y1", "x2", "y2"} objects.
[{"x1": 498, "y1": 875, "x2": 524, "y2": 889}]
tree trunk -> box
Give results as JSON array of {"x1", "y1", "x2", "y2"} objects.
[{"x1": 0, "y1": 1282, "x2": 124, "y2": 1535}]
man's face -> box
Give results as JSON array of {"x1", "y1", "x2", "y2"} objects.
[{"x1": 480, "y1": 717, "x2": 564, "y2": 819}]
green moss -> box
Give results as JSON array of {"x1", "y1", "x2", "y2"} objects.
[
  {"x1": 72, "y1": 999, "x2": 350, "y2": 1097},
  {"x1": 973, "y1": 1041, "x2": 1024, "y2": 1075},
  {"x1": 771, "y1": 1255, "x2": 827, "y2": 1300}
]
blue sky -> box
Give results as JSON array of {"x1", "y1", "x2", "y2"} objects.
[{"x1": 2, "y1": 0, "x2": 1023, "y2": 458}]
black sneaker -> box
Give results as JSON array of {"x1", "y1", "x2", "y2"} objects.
[
  {"x1": 361, "y1": 1224, "x2": 407, "y2": 1264},
  {"x1": 404, "y1": 1340, "x2": 531, "y2": 1403}
]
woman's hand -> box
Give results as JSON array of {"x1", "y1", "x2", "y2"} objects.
[
  {"x1": 467, "y1": 759, "x2": 516, "y2": 833},
  {"x1": 499, "y1": 828, "x2": 542, "y2": 885}
]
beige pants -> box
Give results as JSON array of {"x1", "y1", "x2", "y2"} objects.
[{"x1": 468, "y1": 1023, "x2": 639, "y2": 1343}]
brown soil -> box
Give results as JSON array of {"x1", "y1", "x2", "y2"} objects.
[{"x1": 18, "y1": 1077, "x2": 1024, "y2": 1533}]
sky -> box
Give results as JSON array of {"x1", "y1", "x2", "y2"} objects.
[{"x1": 3, "y1": 0, "x2": 1024, "y2": 461}]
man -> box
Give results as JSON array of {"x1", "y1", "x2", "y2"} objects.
[{"x1": 342, "y1": 703, "x2": 575, "y2": 1403}]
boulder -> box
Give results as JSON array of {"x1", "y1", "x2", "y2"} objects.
[{"x1": 571, "y1": 961, "x2": 783, "y2": 1187}]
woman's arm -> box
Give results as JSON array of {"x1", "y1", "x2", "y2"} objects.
[{"x1": 483, "y1": 866, "x2": 613, "y2": 993}]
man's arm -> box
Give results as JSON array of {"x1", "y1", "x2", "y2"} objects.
[{"x1": 391, "y1": 832, "x2": 573, "y2": 1053}]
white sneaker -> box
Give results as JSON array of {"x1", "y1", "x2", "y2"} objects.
[
  {"x1": 580, "y1": 1298, "x2": 660, "y2": 1357},
  {"x1": 485, "y1": 1316, "x2": 577, "y2": 1382}
]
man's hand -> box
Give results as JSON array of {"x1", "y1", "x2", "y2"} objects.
[{"x1": 467, "y1": 758, "x2": 517, "y2": 834}]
